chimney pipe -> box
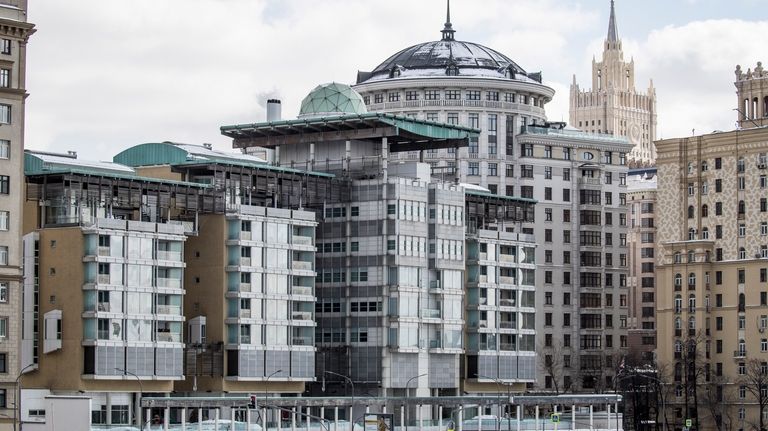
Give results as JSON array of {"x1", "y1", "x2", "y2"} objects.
[{"x1": 267, "y1": 99, "x2": 282, "y2": 122}]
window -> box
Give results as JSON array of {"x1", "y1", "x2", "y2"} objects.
[
  {"x1": 424, "y1": 90, "x2": 440, "y2": 100},
  {"x1": 445, "y1": 90, "x2": 460, "y2": 100},
  {"x1": 0, "y1": 176, "x2": 8, "y2": 194},
  {"x1": 111, "y1": 405, "x2": 130, "y2": 425},
  {"x1": 0, "y1": 318, "x2": 6, "y2": 339},
  {"x1": 544, "y1": 166, "x2": 552, "y2": 179},
  {"x1": 0, "y1": 246, "x2": 7, "y2": 266},
  {"x1": 0, "y1": 105, "x2": 9, "y2": 124},
  {"x1": 544, "y1": 187, "x2": 552, "y2": 200},
  {"x1": 715, "y1": 179, "x2": 722, "y2": 192},
  {"x1": 0, "y1": 283, "x2": 6, "y2": 303},
  {"x1": 405, "y1": 91, "x2": 419, "y2": 101},
  {"x1": 374, "y1": 94, "x2": 383, "y2": 104},
  {"x1": 544, "y1": 146, "x2": 552, "y2": 159},
  {"x1": 545, "y1": 208, "x2": 552, "y2": 221},
  {"x1": 0, "y1": 40, "x2": 9, "y2": 55},
  {"x1": 0, "y1": 140, "x2": 7, "y2": 161},
  {"x1": 488, "y1": 163, "x2": 498, "y2": 177},
  {"x1": 468, "y1": 162, "x2": 479, "y2": 176}
]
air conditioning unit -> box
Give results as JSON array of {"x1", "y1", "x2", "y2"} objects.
[{"x1": 758, "y1": 163, "x2": 767, "y2": 169}]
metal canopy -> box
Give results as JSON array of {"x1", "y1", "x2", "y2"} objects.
[{"x1": 221, "y1": 113, "x2": 478, "y2": 152}]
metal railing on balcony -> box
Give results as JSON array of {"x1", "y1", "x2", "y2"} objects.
[
  {"x1": 428, "y1": 339, "x2": 441, "y2": 349},
  {"x1": 422, "y1": 309, "x2": 441, "y2": 319},
  {"x1": 429, "y1": 280, "x2": 441, "y2": 290},
  {"x1": 577, "y1": 178, "x2": 602, "y2": 186}
]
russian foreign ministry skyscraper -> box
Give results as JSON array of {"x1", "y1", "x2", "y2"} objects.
[{"x1": 569, "y1": 0, "x2": 657, "y2": 168}]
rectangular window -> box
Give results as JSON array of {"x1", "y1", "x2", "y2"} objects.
[
  {"x1": 388, "y1": 92, "x2": 400, "y2": 102},
  {"x1": 445, "y1": 90, "x2": 460, "y2": 100},
  {"x1": 488, "y1": 163, "x2": 498, "y2": 176},
  {"x1": 0, "y1": 69, "x2": 9, "y2": 89},
  {"x1": 374, "y1": 94, "x2": 383, "y2": 104},
  {"x1": 405, "y1": 91, "x2": 419, "y2": 101},
  {"x1": 468, "y1": 162, "x2": 479, "y2": 176},
  {"x1": 0, "y1": 140, "x2": 8, "y2": 160},
  {"x1": 466, "y1": 90, "x2": 481, "y2": 100},
  {"x1": 520, "y1": 165, "x2": 533, "y2": 178},
  {"x1": 0, "y1": 40, "x2": 9, "y2": 55},
  {"x1": 0, "y1": 176, "x2": 8, "y2": 194}
]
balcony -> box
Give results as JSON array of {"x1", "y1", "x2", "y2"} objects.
[
  {"x1": 157, "y1": 305, "x2": 181, "y2": 315},
  {"x1": 239, "y1": 231, "x2": 252, "y2": 241},
  {"x1": 156, "y1": 332, "x2": 181, "y2": 343},
  {"x1": 499, "y1": 299, "x2": 516, "y2": 307},
  {"x1": 500, "y1": 343, "x2": 516, "y2": 351},
  {"x1": 293, "y1": 235, "x2": 313, "y2": 246},
  {"x1": 97, "y1": 274, "x2": 111, "y2": 284},
  {"x1": 500, "y1": 321, "x2": 516, "y2": 329},
  {"x1": 422, "y1": 309, "x2": 441, "y2": 319},
  {"x1": 239, "y1": 283, "x2": 251, "y2": 293},
  {"x1": 292, "y1": 311, "x2": 312, "y2": 321},
  {"x1": 734, "y1": 350, "x2": 747, "y2": 358},
  {"x1": 578, "y1": 178, "x2": 602, "y2": 186},
  {"x1": 499, "y1": 254, "x2": 515, "y2": 264},
  {"x1": 156, "y1": 278, "x2": 181, "y2": 289},
  {"x1": 238, "y1": 309, "x2": 251, "y2": 319},
  {"x1": 429, "y1": 280, "x2": 441, "y2": 290},
  {"x1": 292, "y1": 286, "x2": 313, "y2": 296},
  {"x1": 478, "y1": 252, "x2": 488, "y2": 261},
  {"x1": 239, "y1": 257, "x2": 252, "y2": 266},
  {"x1": 499, "y1": 276, "x2": 515, "y2": 285},
  {"x1": 98, "y1": 246, "x2": 111, "y2": 257},
  {"x1": 157, "y1": 250, "x2": 182, "y2": 261},
  {"x1": 240, "y1": 336, "x2": 251, "y2": 345},
  {"x1": 428, "y1": 339, "x2": 441, "y2": 349},
  {"x1": 293, "y1": 336, "x2": 312, "y2": 346},
  {"x1": 293, "y1": 261, "x2": 313, "y2": 271},
  {"x1": 478, "y1": 320, "x2": 488, "y2": 328}
]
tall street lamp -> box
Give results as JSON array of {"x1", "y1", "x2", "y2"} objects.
[
  {"x1": 405, "y1": 373, "x2": 427, "y2": 431},
  {"x1": 262, "y1": 369, "x2": 284, "y2": 429},
  {"x1": 14, "y1": 363, "x2": 36, "y2": 431},
  {"x1": 323, "y1": 371, "x2": 354, "y2": 431}
]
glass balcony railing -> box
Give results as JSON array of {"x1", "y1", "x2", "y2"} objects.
[
  {"x1": 292, "y1": 336, "x2": 312, "y2": 346},
  {"x1": 156, "y1": 332, "x2": 181, "y2": 343},
  {"x1": 291, "y1": 311, "x2": 312, "y2": 321},
  {"x1": 421, "y1": 309, "x2": 441, "y2": 319},
  {"x1": 292, "y1": 286, "x2": 313, "y2": 296},
  {"x1": 499, "y1": 276, "x2": 515, "y2": 285},
  {"x1": 292, "y1": 261, "x2": 313, "y2": 271},
  {"x1": 157, "y1": 250, "x2": 182, "y2": 261},
  {"x1": 97, "y1": 274, "x2": 111, "y2": 284},
  {"x1": 156, "y1": 278, "x2": 181, "y2": 288},
  {"x1": 293, "y1": 235, "x2": 312, "y2": 246},
  {"x1": 156, "y1": 305, "x2": 181, "y2": 315}
]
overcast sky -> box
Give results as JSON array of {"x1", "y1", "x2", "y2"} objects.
[{"x1": 24, "y1": 0, "x2": 768, "y2": 160}]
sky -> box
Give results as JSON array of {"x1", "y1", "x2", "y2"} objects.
[{"x1": 24, "y1": 0, "x2": 768, "y2": 160}]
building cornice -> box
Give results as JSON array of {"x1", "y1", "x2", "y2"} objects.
[{"x1": 353, "y1": 76, "x2": 555, "y2": 100}]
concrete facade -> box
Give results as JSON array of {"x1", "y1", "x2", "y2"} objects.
[{"x1": 569, "y1": 0, "x2": 657, "y2": 168}]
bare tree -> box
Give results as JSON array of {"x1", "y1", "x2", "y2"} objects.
[
  {"x1": 538, "y1": 342, "x2": 574, "y2": 395},
  {"x1": 700, "y1": 373, "x2": 736, "y2": 431},
  {"x1": 739, "y1": 358, "x2": 768, "y2": 431}
]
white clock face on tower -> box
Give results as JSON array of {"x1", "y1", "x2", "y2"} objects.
[{"x1": 629, "y1": 123, "x2": 642, "y2": 144}]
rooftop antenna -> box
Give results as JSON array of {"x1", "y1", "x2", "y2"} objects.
[{"x1": 441, "y1": 0, "x2": 455, "y2": 41}]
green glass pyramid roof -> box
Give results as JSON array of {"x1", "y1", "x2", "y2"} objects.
[{"x1": 298, "y1": 82, "x2": 368, "y2": 118}]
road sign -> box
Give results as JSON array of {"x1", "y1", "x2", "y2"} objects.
[
  {"x1": 686, "y1": 419, "x2": 693, "y2": 428},
  {"x1": 551, "y1": 413, "x2": 560, "y2": 423}
]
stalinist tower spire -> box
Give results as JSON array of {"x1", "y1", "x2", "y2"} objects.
[{"x1": 607, "y1": 0, "x2": 618, "y2": 42}]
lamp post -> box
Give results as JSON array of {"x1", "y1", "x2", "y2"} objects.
[
  {"x1": 263, "y1": 369, "x2": 284, "y2": 430},
  {"x1": 405, "y1": 373, "x2": 427, "y2": 431},
  {"x1": 477, "y1": 374, "x2": 512, "y2": 431},
  {"x1": 115, "y1": 368, "x2": 143, "y2": 428},
  {"x1": 323, "y1": 371, "x2": 354, "y2": 431},
  {"x1": 14, "y1": 363, "x2": 36, "y2": 431}
]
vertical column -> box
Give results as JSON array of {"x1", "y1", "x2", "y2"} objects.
[
  {"x1": 310, "y1": 143, "x2": 316, "y2": 170},
  {"x1": 382, "y1": 137, "x2": 388, "y2": 181},
  {"x1": 516, "y1": 405, "x2": 521, "y2": 431},
  {"x1": 607, "y1": 404, "x2": 611, "y2": 431},
  {"x1": 534, "y1": 406, "x2": 539, "y2": 431},
  {"x1": 275, "y1": 146, "x2": 281, "y2": 166},
  {"x1": 278, "y1": 408, "x2": 283, "y2": 431},
  {"x1": 614, "y1": 401, "x2": 619, "y2": 431},
  {"x1": 198, "y1": 408, "x2": 203, "y2": 431},
  {"x1": 345, "y1": 140, "x2": 351, "y2": 174},
  {"x1": 400, "y1": 405, "x2": 405, "y2": 431},
  {"x1": 589, "y1": 405, "x2": 594, "y2": 431},
  {"x1": 553, "y1": 405, "x2": 558, "y2": 431},
  {"x1": 181, "y1": 407, "x2": 187, "y2": 431},
  {"x1": 164, "y1": 406, "x2": 170, "y2": 431},
  {"x1": 247, "y1": 408, "x2": 252, "y2": 430},
  {"x1": 307, "y1": 406, "x2": 311, "y2": 430},
  {"x1": 230, "y1": 407, "x2": 236, "y2": 428},
  {"x1": 291, "y1": 407, "x2": 297, "y2": 431},
  {"x1": 263, "y1": 406, "x2": 268, "y2": 431},
  {"x1": 335, "y1": 407, "x2": 339, "y2": 431},
  {"x1": 438, "y1": 405, "x2": 443, "y2": 431},
  {"x1": 417, "y1": 404, "x2": 423, "y2": 431},
  {"x1": 458, "y1": 406, "x2": 464, "y2": 431},
  {"x1": 214, "y1": 408, "x2": 219, "y2": 431},
  {"x1": 571, "y1": 405, "x2": 576, "y2": 431}
]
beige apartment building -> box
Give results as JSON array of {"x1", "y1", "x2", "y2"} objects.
[
  {"x1": 0, "y1": 1, "x2": 33, "y2": 429},
  {"x1": 656, "y1": 68, "x2": 768, "y2": 429},
  {"x1": 570, "y1": 0, "x2": 657, "y2": 168}
]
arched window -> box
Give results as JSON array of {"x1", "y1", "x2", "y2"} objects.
[
  {"x1": 701, "y1": 161, "x2": 708, "y2": 171},
  {"x1": 739, "y1": 200, "x2": 746, "y2": 214},
  {"x1": 688, "y1": 206, "x2": 694, "y2": 218},
  {"x1": 739, "y1": 247, "x2": 747, "y2": 259},
  {"x1": 688, "y1": 228, "x2": 696, "y2": 240},
  {"x1": 701, "y1": 204, "x2": 708, "y2": 217},
  {"x1": 738, "y1": 339, "x2": 746, "y2": 356},
  {"x1": 675, "y1": 340, "x2": 682, "y2": 353},
  {"x1": 764, "y1": 96, "x2": 768, "y2": 117},
  {"x1": 675, "y1": 317, "x2": 682, "y2": 330},
  {"x1": 701, "y1": 227, "x2": 709, "y2": 239},
  {"x1": 674, "y1": 273, "x2": 682, "y2": 286},
  {"x1": 701, "y1": 182, "x2": 708, "y2": 194},
  {"x1": 754, "y1": 97, "x2": 760, "y2": 118},
  {"x1": 675, "y1": 294, "x2": 682, "y2": 313},
  {"x1": 689, "y1": 293, "x2": 696, "y2": 311},
  {"x1": 744, "y1": 99, "x2": 751, "y2": 119},
  {"x1": 688, "y1": 316, "x2": 696, "y2": 330}
]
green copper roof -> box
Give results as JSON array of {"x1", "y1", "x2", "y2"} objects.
[{"x1": 298, "y1": 82, "x2": 367, "y2": 118}]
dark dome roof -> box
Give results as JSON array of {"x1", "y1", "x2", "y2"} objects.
[{"x1": 371, "y1": 40, "x2": 527, "y2": 75}]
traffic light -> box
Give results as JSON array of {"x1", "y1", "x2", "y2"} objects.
[{"x1": 249, "y1": 395, "x2": 256, "y2": 409}]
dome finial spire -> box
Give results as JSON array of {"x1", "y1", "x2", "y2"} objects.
[
  {"x1": 607, "y1": 0, "x2": 619, "y2": 43},
  {"x1": 441, "y1": 0, "x2": 455, "y2": 41}
]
